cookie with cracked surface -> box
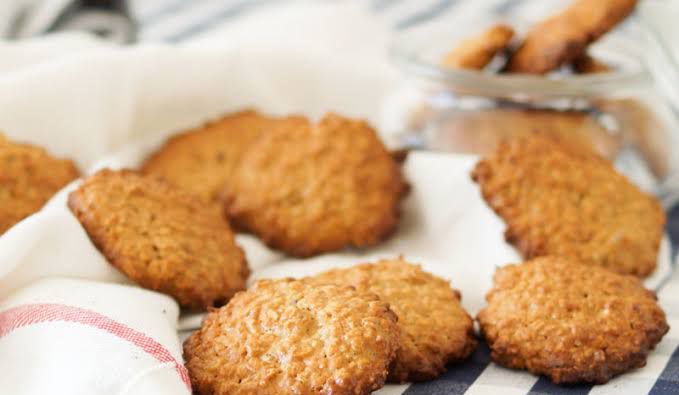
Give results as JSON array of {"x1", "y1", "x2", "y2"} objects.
[
  {"x1": 0, "y1": 133, "x2": 79, "y2": 235},
  {"x1": 68, "y1": 169, "x2": 248, "y2": 309},
  {"x1": 306, "y1": 258, "x2": 477, "y2": 383},
  {"x1": 506, "y1": 0, "x2": 637, "y2": 74},
  {"x1": 184, "y1": 278, "x2": 400, "y2": 395},
  {"x1": 471, "y1": 135, "x2": 664, "y2": 277},
  {"x1": 222, "y1": 113, "x2": 408, "y2": 257},
  {"x1": 441, "y1": 24, "x2": 514, "y2": 70},
  {"x1": 478, "y1": 256, "x2": 669, "y2": 384},
  {"x1": 141, "y1": 110, "x2": 308, "y2": 203}
]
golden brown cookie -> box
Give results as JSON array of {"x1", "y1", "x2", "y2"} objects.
[
  {"x1": 507, "y1": 0, "x2": 637, "y2": 74},
  {"x1": 478, "y1": 256, "x2": 669, "y2": 384},
  {"x1": 471, "y1": 135, "x2": 664, "y2": 277},
  {"x1": 141, "y1": 110, "x2": 308, "y2": 203},
  {"x1": 306, "y1": 258, "x2": 477, "y2": 383},
  {"x1": 441, "y1": 24, "x2": 515, "y2": 70},
  {"x1": 0, "y1": 134, "x2": 79, "y2": 235},
  {"x1": 222, "y1": 113, "x2": 408, "y2": 257},
  {"x1": 184, "y1": 278, "x2": 400, "y2": 395},
  {"x1": 68, "y1": 169, "x2": 248, "y2": 309}
]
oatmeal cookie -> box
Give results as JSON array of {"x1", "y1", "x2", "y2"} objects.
[
  {"x1": 478, "y1": 256, "x2": 669, "y2": 384},
  {"x1": 222, "y1": 113, "x2": 408, "y2": 257},
  {"x1": 0, "y1": 134, "x2": 78, "y2": 235},
  {"x1": 68, "y1": 169, "x2": 248, "y2": 309},
  {"x1": 184, "y1": 278, "x2": 400, "y2": 395},
  {"x1": 507, "y1": 0, "x2": 637, "y2": 74},
  {"x1": 471, "y1": 135, "x2": 664, "y2": 277},
  {"x1": 441, "y1": 24, "x2": 514, "y2": 70}
]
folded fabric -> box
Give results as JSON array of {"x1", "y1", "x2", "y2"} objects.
[{"x1": 0, "y1": 278, "x2": 188, "y2": 395}]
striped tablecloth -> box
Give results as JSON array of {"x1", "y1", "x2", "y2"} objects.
[{"x1": 127, "y1": 0, "x2": 677, "y2": 46}]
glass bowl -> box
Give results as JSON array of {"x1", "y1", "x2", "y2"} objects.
[{"x1": 383, "y1": 13, "x2": 679, "y2": 207}]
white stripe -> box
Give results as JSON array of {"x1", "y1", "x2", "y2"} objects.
[
  {"x1": 464, "y1": 363, "x2": 538, "y2": 395},
  {"x1": 662, "y1": 318, "x2": 679, "y2": 343},
  {"x1": 466, "y1": 383, "x2": 535, "y2": 395},
  {"x1": 139, "y1": 0, "x2": 235, "y2": 41},
  {"x1": 590, "y1": 378, "x2": 660, "y2": 395},
  {"x1": 659, "y1": 269, "x2": 679, "y2": 302},
  {"x1": 373, "y1": 383, "x2": 410, "y2": 395}
]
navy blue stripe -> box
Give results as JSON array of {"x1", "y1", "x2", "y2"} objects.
[
  {"x1": 668, "y1": 204, "x2": 679, "y2": 258},
  {"x1": 395, "y1": 0, "x2": 459, "y2": 30},
  {"x1": 403, "y1": 342, "x2": 490, "y2": 395},
  {"x1": 648, "y1": 344, "x2": 679, "y2": 395},
  {"x1": 529, "y1": 377, "x2": 592, "y2": 395},
  {"x1": 166, "y1": 0, "x2": 275, "y2": 42}
]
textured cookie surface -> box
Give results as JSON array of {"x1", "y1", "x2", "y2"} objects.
[
  {"x1": 478, "y1": 256, "x2": 669, "y2": 384},
  {"x1": 472, "y1": 135, "x2": 664, "y2": 277},
  {"x1": 184, "y1": 278, "x2": 400, "y2": 395},
  {"x1": 507, "y1": 0, "x2": 637, "y2": 74},
  {"x1": 0, "y1": 134, "x2": 79, "y2": 235},
  {"x1": 141, "y1": 110, "x2": 307, "y2": 203},
  {"x1": 222, "y1": 113, "x2": 407, "y2": 257},
  {"x1": 68, "y1": 169, "x2": 248, "y2": 309},
  {"x1": 307, "y1": 258, "x2": 477, "y2": 382},
  {"x1": 441, "y1": 24, "x2": 514, "y2": 70}
]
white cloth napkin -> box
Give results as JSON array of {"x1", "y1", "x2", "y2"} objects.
[{"x1": 0, "y1": 278, "x2": 188, "y2": 395}]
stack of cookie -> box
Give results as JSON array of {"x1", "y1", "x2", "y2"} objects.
[
  {"x1": 142, "y1": 110, "x2": 409, "y2": 259},
  {"x1": 473, "y1": 135, "x2": 669, "y2": 385},
  {"x1": 432, "y1": 0, "x2": 644, "y2": 163},
  {"x1": 442, "y1": 0, "x2": 637, "y2": 74},
  {"x1": 184, "y1": 258, "x2": 477, "y2": 393}
]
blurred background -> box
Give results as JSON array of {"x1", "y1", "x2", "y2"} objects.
[{"x1": 0, "y1": 0, "x2": 677, "y2": 48}]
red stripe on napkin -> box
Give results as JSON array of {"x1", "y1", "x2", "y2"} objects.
[{"x1": 0, "y1": 303, "x2": 191, "y2": 390}]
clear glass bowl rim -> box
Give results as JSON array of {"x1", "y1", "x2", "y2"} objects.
[{"x1": 390, "y1": 41, "x2": 653, "y2": 100}]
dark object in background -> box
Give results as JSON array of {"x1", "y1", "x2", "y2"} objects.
[{"x1": 4, "y1": 0, "x2": 136, "y2": 43}]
